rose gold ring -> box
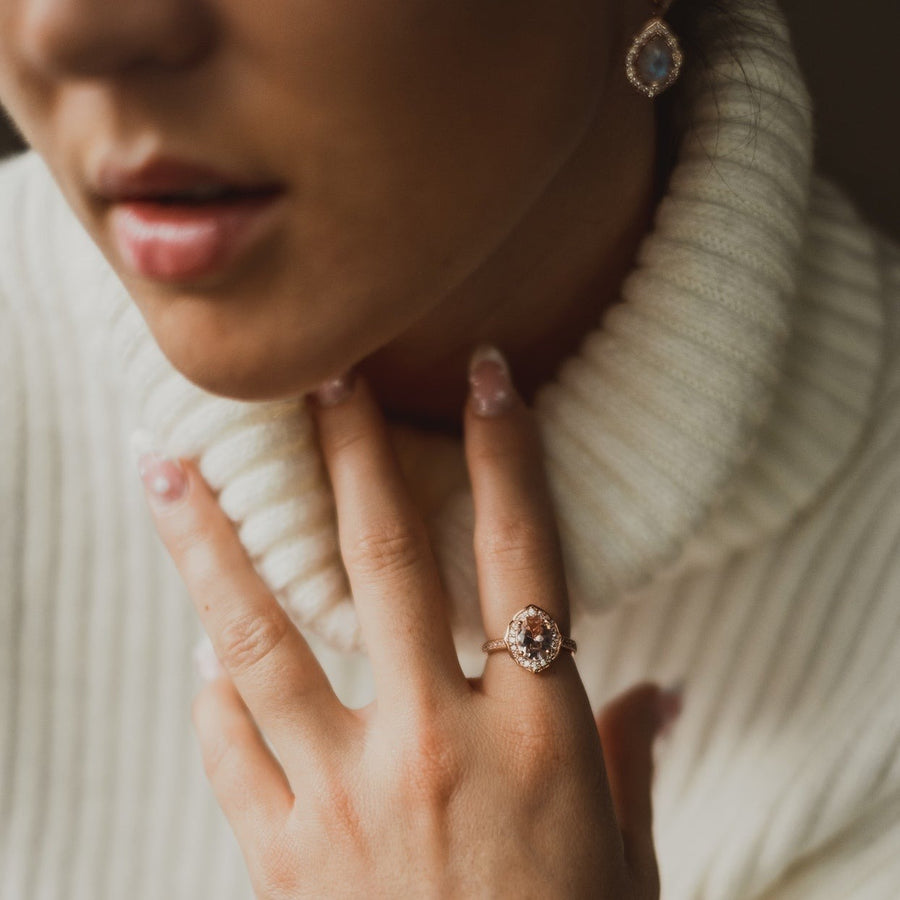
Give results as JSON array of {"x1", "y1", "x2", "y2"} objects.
[{"x1": 481, "y1": 605, "x2": 576, "y2": 674}]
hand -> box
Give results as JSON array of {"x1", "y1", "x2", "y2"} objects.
[{"x1": 138, "y1": 347, "x2": 674, "y2": 899}]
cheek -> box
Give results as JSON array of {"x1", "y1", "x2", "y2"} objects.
[
  {"x1": 135, "y1": 0, "x2": 614, "y2": 400},
  {"x1": 0, "y1": 0, "x2": 613, "y2": 401},
  {"x1": 223, "y1": 0, "x2": 614, "y2": 300}
]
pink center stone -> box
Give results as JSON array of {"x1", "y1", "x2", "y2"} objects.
[{"x1": 516, "y1": 614, "x2": 555, "y2": 662}]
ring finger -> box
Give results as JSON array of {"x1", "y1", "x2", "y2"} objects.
[{"x1": 464, "y1": 346, "x2": 576, "y2": 696}]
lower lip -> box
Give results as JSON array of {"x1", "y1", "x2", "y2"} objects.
[{"x1": 109, "y1": 191, "x2": 285, "y2": 284}]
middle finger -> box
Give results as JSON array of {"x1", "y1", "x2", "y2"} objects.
[{"x1": 308, "y1": 372, "x2": 468, "y2": 714}]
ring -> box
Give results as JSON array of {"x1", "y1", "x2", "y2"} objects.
[{"x1": 481, "y1": 605, "x2": 577, "y2": 674}]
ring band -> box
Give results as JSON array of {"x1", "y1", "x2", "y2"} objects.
[{"x1": 481, "y1": 605, "x2": 576, "y2": 674}]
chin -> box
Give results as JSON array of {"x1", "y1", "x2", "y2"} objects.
[
  {"x1": 173, "y1": 357, "x2": 309, "y2": 402},
  {"x1": 149, "y1": 317, "x2": 328, "y2": 403},
  {"x1": 136, "y1": 274, "x2": 404, "y2": 402},
  {"x1": 169, "y1": 344, "x2": 306, "y2": 400}
]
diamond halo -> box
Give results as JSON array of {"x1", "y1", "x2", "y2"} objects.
[{"x1": 503, "y1": 605, "x2": 564, "y2": 674}]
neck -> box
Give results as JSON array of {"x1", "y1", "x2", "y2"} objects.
[{"x1": 358, "y1": 68, "x2": 663, "y2": 437}]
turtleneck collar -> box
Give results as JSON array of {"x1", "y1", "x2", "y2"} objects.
[{"x1": 90, "y1": 0, "x2": 885, "y2": 654}]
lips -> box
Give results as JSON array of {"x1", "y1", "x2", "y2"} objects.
[{"x1": 96, "y1": 157, "x2": 287, "y2": 284}]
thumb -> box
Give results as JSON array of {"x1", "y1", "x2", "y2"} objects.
[{"x1": 595, "y1": 681, "x2": 682, "y2": 896}]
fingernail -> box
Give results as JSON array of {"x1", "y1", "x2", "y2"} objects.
[
  {"x1": 193, "y1": 636, "x2": 225, "y2": 682},
  {"x1": 310, "y1": 370, "x2": 356, "y2": 408},
  {"x1": 655, "y1": 682, "x2": 684, "y2": 739},
  {"x1": 468, "y1": 345, "x2": 516, "y2": 417},
  {"x1": 131, "y1": 429, "x2": 187, "y2": 503}
]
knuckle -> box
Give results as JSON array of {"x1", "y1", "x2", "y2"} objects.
[
  {"x1": 508, "y1": 726, "x2": 554, "y2": 773},
  {"x1": 171, "y1": 517, "x2": 217, "y2": 578},
  {"x1": 476, "y1": 516, "x2": 547, "y2": 572},
  {"x1": 396, "y1": 721, "x2": 464, "y2": 810},
  {"x1": 200, "y1": 730, "x2": 239, "y2": 784},
  {"x1": 347, "y1": 517, "x2": 425, "y2": 579},
  {"x1": 310, "y1": 769, "x2": 367, "y2": 852},
  {"x1": 252, "y1": 833, "x2": 303, "y2": 900},
  {"x1": 218, "y1": 610, "x2": 289, "y2": 676},
  {"x1": 327, "y1": 419, "x2": 369, "y2": 457},
  {"x1": 326, "y1": 780, "x2": 363, "y2": 838},
  {"x1": 173, "y1": 527, "x2": 233, "y2": 603},
  {"x1": 193, "y1": 700, "x2": 242, "y2": 783},
  {"x1": 501, "y1": 704, "x2": 578, "y2": 776}
]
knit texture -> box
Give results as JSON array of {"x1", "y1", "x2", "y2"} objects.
[
  {"x1": 89, "y1": 0, "x2": 817, "y2": 656},
  {"x1": 2, "y1": 0, "x2": 900, "y2": 896}
]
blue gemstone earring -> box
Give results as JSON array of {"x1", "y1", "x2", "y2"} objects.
[{"x1": 625, "y1": 1, "x2": 684, "y2": 98}]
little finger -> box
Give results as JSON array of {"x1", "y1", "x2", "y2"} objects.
[{"x1": 191, "y1": 669, "x2": 294, "y2": 854}]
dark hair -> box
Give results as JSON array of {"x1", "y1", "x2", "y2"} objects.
[{"x1": 652, "y1": 0, "x2": 777, "y2": 196}]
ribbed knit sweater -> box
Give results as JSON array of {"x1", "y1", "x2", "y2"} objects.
[{"x1": 3, "y1": 1, "x2": 900, "y2": 897}]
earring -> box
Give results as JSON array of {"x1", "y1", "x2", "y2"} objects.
[{"x1": 625, "y1": 1, "x2": 684, "y2": 99}]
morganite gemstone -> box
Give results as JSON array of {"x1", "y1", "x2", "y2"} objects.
[
  {"x1": 637, "y1": 36, "x2": 673, "y2": 84},
  {"x1": 516, "y1": 614, "x2": 555, "y2": 661}
]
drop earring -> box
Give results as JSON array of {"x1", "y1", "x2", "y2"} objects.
[{"x1": 625, "y1": 0, "x2": 684, "y2": 99}]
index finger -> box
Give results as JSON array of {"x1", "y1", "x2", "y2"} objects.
[{"x1": 137, "y1": 449, "x2": 353, "y2": 772}]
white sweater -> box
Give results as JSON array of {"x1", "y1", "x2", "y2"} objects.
[{"x1": 2, "y1": 0, "x2": 900, "y2": 896}]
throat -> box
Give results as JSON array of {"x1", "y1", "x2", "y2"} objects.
[{"x1": 359, "y1": 194, "x2": 656, "y2": 441}]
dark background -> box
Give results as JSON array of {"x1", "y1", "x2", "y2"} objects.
[{"x1": 1, "y1": 1, "x2": 897, "y2": 238}]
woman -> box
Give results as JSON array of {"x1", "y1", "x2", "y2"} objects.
[{"x1": 1, "y1": 0, "x2": 898, "y2": 896}]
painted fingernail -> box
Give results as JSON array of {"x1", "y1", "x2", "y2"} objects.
[
  {"x1": 131, "y1": 429, "x2": 188, "y2": 503},
  {"x1": 655, "y1": 682, "x2": 684, "y2": 739},
  {"x1": 311, "y1": 370, "x2": 356, "y2": 408},
  {"x1": 468, "y1": 344, "x2": 516, "y2": 417},
  {"x1": 193, "y1": 636, "x2": 225, "y2": 682}
]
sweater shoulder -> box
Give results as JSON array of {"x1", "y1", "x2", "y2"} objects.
[
  {"x1": 0, "y1": 151, "x2": 131, "y2": 513},
  {"x1": 806, "y1": 171, "x2": 900, "y2": 325},
  {"x1": 0, "y1": 150, "x2": 110, "y2": 300},
  {"x1": 803, "y1": 171, "x2": 900, "y2": 410},
  {"x1": 801, "y1": 175, "x2": 900, "y2": 543},
  {"x1": 0, "y1": 149, "x2": 122, "y2": 345}
]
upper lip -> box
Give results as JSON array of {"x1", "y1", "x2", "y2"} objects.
[{"x1": 92, "y1": 155, "x2": 284, "y2": 202}]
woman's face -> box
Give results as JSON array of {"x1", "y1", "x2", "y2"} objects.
[{"x1": 0, "y1": 0, "x2": 620, "y2": 399}]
